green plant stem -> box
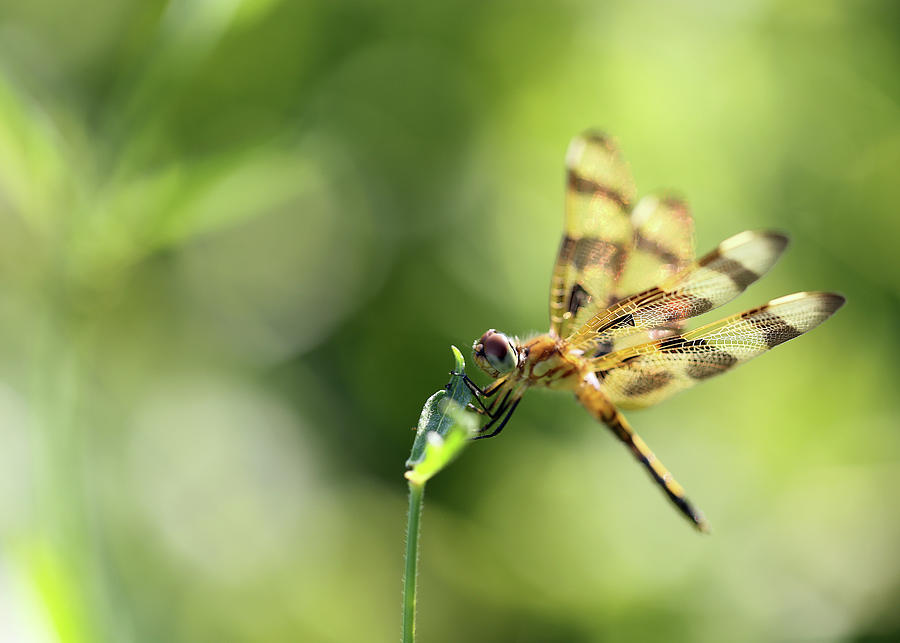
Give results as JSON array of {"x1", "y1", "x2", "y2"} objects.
[{"x1": 402, "y1": 480, "x2": 425, "y2": 643}]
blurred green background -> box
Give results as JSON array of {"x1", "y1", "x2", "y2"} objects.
[{"x1": 0, "y1": 1, "x2": 898, "y2": 641}]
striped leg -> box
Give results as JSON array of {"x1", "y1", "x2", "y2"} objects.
[{"x1": 575, "y1": 375, "x2": 709, "y2": 532}]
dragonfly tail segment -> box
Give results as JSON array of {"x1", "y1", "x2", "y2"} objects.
[{"x1": 576, "y1": 375, "x2": 710, "y2": 532}]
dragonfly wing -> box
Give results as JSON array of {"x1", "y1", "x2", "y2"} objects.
[
  {"x1": 602, "y1": 193, "x2": 696, "y2": 348},
  {"x1": 617, "y1": 193, "x2": 695, "y2": 298},
  {"x1": 567, "y1": 230, "x2": 789, "y2": 353},
  {"x1": 549, "y1": 131, "x2": 636, "y2": 337},
  {"x1": 592, "y1": 291, "x2": 845, "y2": 409}
]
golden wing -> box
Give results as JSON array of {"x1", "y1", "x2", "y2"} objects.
[
  {"x1": 617, "y1": 193, "x2": 695, "y2": 298},
  {"x1": 548, "y1": 132, "x2": 695, "y2": 338},
  {"x1": 567, "y1": 230, "x2": 789, "y2": 354},
  {"x1": 549, "y1": 131, "x2": 636, "y2": 337},
  {"x1": 592, "y1": 291, "x2": 846, "y2": 409},
  {"x1": 603, "y1": 193, "x2": 695, "y2": 346}
]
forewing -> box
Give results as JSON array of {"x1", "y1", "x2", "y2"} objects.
[
  {"x1": 592, "y1": 291, "x2": 845, "y2": 409},
  {"x1": 603, "y1": 193, "x2": 695, "y2": 348},
  {"x1": 567, "y1": 230, "x2": 789, "y2": 353},
  {"x1": 549, "y1": 131, "x2": 636, "y2": 337}
]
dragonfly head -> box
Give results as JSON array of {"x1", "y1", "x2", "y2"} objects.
[{"x1": 473, "y1": 329, "x2": 519, "y2": 378}]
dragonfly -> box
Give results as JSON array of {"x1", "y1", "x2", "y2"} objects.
[{"x1": 465, "y1": 131, "x2": 845, "y2": 532}]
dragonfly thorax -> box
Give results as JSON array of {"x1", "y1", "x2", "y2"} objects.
[{"x1": 473, "y1": 329, "x2": 519, "y2": 377}]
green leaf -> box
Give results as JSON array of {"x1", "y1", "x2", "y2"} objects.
[{"x1": 405, "y1": 346, "x2": 476, "y2": 484}]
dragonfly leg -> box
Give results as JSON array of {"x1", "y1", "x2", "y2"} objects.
[
  {"x1": 456, "y1": 375, "x2": 509, "y2": 420},
  {"x1": 472, "y1": 397, "x2": 521, "y2": 440},
  {"x1": 452, "y1": 373, "x2": 503, "y2": 398},
  {"x1": 466, "y1": 403, "x2": 489, "y2": 416},
  {"x1": 472, "y1": 400, "x2": 519, "y2": 440}
]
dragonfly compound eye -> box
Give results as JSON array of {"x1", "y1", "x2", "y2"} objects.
[
  {"x1": 480, "y1": 331, "x2": 517, "y2": 373},
  {"x1": 483, "y1": 333, "x2": 508, "y2": 361}
]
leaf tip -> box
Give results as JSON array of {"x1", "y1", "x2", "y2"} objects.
[{"x1": 450, "y1": 345, "x2": 466, "y2": 373}]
